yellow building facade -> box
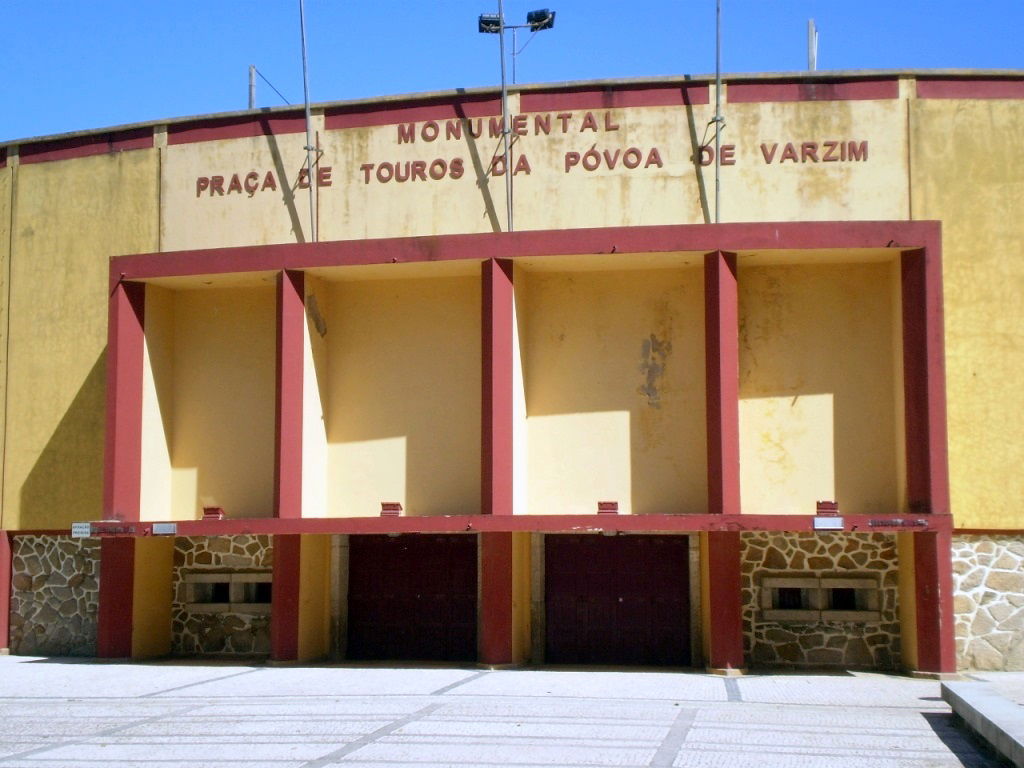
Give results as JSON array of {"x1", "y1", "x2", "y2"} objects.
[{"x1": 0, "y1": 72, "x2": 1021, "y2": 672}]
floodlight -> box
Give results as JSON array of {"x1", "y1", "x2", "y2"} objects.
[
  {"x1": 478, "y1": 13, "x2": 502, "y2": 33},
  {"x1": 526, "y1": 9, "x2": 555, "y2": 30}
]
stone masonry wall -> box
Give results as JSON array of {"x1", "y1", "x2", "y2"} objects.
[
  {"x1": 741, "y1": 532, "x2": 901, "y2": 670},
  {"x1": 172, "y1": 536, "x2": 273, "y2": 656},
  {"x1": 952, "y1": 534, "x2": 1024, "y2": 670},
  {"x1": 9, "y1": 536, "x2": 100, "y2": 656}
]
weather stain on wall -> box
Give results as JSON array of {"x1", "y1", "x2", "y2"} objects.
[{"x1": 638, "y1": 334, "x2": 672, "y2": 408}]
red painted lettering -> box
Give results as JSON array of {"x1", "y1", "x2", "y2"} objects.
[
  {"x1": 514, "y1": 154, "x2": 531, "y2": 175},
  {"x1": 582, "y1": 147, "x2": 601, "y2": 171},
  {"x1": 261, "y1": 171, "x2": 277, "y2": 191},
  {"x1": 645, "y1": 147, "x2": 663, "y2": 168},
  {"x1": 580, "y1": 111, "x2": 599, "y2": 132},
  {"x1": 411, "y1": 160, "x2": 427, "y2": 181},
  {"x1": 449, "y1": 157, "x2": 464, "y2": 179},
  {"x1": 534, "y1": 114, "x2": 551, "y2": 135},
  {"x1": 196, "y1": 177, "x2": 209, "y2": 197},
  {"x1": 428, "y1": 159, "x2": 447, "y2": 180},
  {"x1": 822, "y1": 141, "x2": 839, "y2": 161},
  {"x1": 490, "y1": 156, "x2": 505, "y2": 176},
  {"x1": 397, "y1": 124, "x2": 415, "y2": 144},
  {"x1": 513, "y1": 114, "x2": 528, "y2": 136},
  {"x1": 317, "y1": 166, "x2": 332, "y2": 187},
  {"x1": 421, "y1": 121, "x2": 439, "y2": 142},
  {"x1": 604, "y1": 112, "x2": 620, "y2": 131},
  {"x1": 394, "y1": 161, "x2": 410, "y2": 182},
  {"x1": 848, "y1": 140, "x2": 868, "y2": 161},
  {"x1": 780, "y1": 143, "x2": 799, "y2": 163},
  {"x1": 244, "y1": 171, "x2": 259, "y2": 196},
  {"x1": 467, "y1": 118, "x2": 483, "y2": 139},
  {"x1": 376, "y1": 163, "x2": 393, "y2": 183},
  {"x1": 760, "y1": 143, "x2": 778, "y2": 163},
  {"x1": 557, "y1": 113, "x2": 572, "y2": 133},
  {"x1": 801, "y1": 142, "x2": 819, "y2": 163},
  {"x1": 564, "y1": 151, "x2": 580, "y2": 172},
  {"x1": 698, "y1": 146, "x2": 714, "y2": 166},
  {"x1": 210, "y1": 176, "x2": 225, "y2": 195},
  {"x1": 622, "y1": 148, "x2": 642, "y2": 169},
  {"x1": 489, "y1": 117, "x2": 504, "y2": 139},
  {"x1": 297, "y1": 168, "x2": 310, "y2": 189},
  {"x1": 446, "y1": 120, "x2": 462, "y2": 140},
  {"x1": 720, "y1": 144, "x2": 736, "y2": 165},
  {"x1": 603, "y1": 149, "x2": 621, "y2": 169}
]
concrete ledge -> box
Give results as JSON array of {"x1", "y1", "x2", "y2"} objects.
[{"x1": 942, "y1": 681, "x2": 1024, "y2": 768}]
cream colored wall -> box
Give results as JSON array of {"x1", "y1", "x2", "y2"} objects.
[
  {"x1": 169, "y1": 286, "x2": 276, "y2": 519},
  {"x1": 131, "y1": 537, "x2": 173, "y2": 658},
  {"x1": 522, "y1": 267, "x2": 706, "y2": 515},
  {"x1": 3, "y1": 150, "x2": 159, "y2": 530},
  {"x1": 326, "y1": 275, "x2": 481, "y2": 517},
  {"x1": 512, "y1": 99, "x2": 712, "y2": 231},
  {"x1": 738, "y1": 262, "x2": 899, "y2": 516},
  {"x1": 0, "y1": 166, "x2": 11, "y2": 529},
  {"x1": 318, "y1": 118, "x2": 503, "y2": 240},
  {"x1": 297, "y1": 534, "x2": 331, "y2": 661},
  {"x1": 720, "y1": 97, "x2": 909, "y2": 223},
  {"x1": 910, "y1": 98, "x2": 1024, "y2": 530},
  {"x1": 161, "y1": 126, "x2": 319, "y2": 251},
  {"x1": 140, "y1": 286, "x2": 175, "y2": 521},
  {"x1": 302, "y1": 276, "x2": 330, "y2": 518}
]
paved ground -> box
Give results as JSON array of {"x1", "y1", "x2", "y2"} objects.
[{"x1": 0, "y1": 656, "x2": 1004, "y2": 768}]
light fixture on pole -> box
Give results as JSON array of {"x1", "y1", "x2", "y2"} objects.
[{"x1": 478, "y1": 6, "x2": 556, "y2": 233}]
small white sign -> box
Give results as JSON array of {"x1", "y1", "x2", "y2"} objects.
[
  {"x1": 152, "y1": 523, "x2": 178, "y2": 536},
  {"x1": 70, "y1": 522, "x2": 92, "y2": 538},
  {"x1": 813, "y1": 516, "x2": 844, "y2": 531}
]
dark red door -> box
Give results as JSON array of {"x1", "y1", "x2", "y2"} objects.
[
  {"x1": 347, "y1": 534, "x2": 477, "y2": 661},
  {"x1": 545, "y1": 534, "x2": 690, "y2": 666}
]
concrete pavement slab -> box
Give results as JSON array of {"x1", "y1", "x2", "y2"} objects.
[{"x1": 0, "y1": 656, "x2": 1005, "y2": 768}]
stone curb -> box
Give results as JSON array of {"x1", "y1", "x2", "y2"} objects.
[{"x1": 942, "y1": 681, "x2": 1024, "y2": 767}]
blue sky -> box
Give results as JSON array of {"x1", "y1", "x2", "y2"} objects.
[{"x1": 3, "y1": 0, "x2": 1021, "y2": 143}]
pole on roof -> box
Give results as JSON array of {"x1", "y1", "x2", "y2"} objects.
[
  {"x1": 299, "y1": 0, "x2": 317, "y2": 242},
  {"x1": 497, "y1": 0, "x2": 513, "y2": 232},
  {"x1": 249, "y1": 65, "x2": 256, "y2": 110},
  {"x1": 714, "y1": 0, "x2": 722, "y2": 224}
]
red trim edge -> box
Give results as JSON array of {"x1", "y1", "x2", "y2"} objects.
[
  {"x1": 326, "y1": 96, "x2": 501, "y2": 131},
  {"x1": 97, "y1": 538, "x2": 135, "y2": 657},
  {"x1": 275, "y1": 271, "x2": 305, "y2": 519},
  {"x1": 916, "y1": 79, "x2": 1024, "y2": 100},
  {"x1": 520, "y1": 84, "x2": 709, "y2": 112},
  {"x1": 0, "y1": 532, "x2": 11, "y2": 650},
  {"x1": 271, "y1": 534, "x2": 301, "y2": 660},
  {"x1": 168, "y1": 113, "x2": 307, "y2": 146},
  {"x1": 103, "y1": 281, "x2": 146, "y2": 522},
  {"x1": 727, "y1": 78, "x2": 898, "y2": 103},
  {"x1": 19, "y1": 128, "x2": 153, "y2": 165}
]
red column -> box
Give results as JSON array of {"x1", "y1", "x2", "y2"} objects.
[
  {"x1": 703, "y1": 252, "x2": 744, "y2": 672},
  {"x1": 901, "y1": 241, "x2": 954, "y2": 674},
  {"x1": 482, "y1": 259, "x2": 514, "y2": 516},
  {"x1": 913, "y1": 530, "x2": 957, "y2": 674},
  {"x1": 705, "y1": 531, "x2": 745, "y2": 671},
  {"x1": 479, "y1": 532, "x2": 514, "y2": 665},
  {"x1": 103, "y1": 280, "x2": 146, "y2": 522},
  {"x1": 901, "y1": 245, "x2": 950, "y2": 516},
  {"x1": 271, "y1": 534, "x2": 301, "y2": 661},
  {"x1": 275, "y1": 271, "x2": 305, "y2": 519},
  {"x1": 705, "y1": 251, "x2": 740, "y2": 516},
  {"x1": 0, "y1": 532, "x2": 11, "y2": 651},
  {"x1": 97, "y1": 538, "x2": 135, "y2": 658}
]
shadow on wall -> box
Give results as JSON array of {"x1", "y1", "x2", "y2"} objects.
[{"x1": 19, "y1": 352, "x2": 106, "y2": 529}]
